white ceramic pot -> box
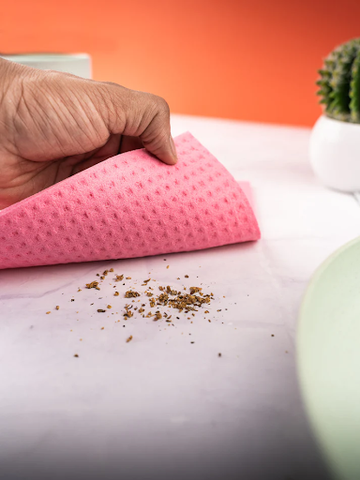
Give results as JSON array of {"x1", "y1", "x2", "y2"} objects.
[{"x1": 309, "y1": 115, "x2": 360, "y2": 192}]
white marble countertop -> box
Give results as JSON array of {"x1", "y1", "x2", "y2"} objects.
[{"x1": 1, "y1": 115, "x2": 359, "y2": 480}]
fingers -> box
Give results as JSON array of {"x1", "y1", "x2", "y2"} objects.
[
  {"x1": 99, "y1": 83, "x2": 177, "y2": 165},
  {"x1": 120, "y1": 135, "x2": 143, "y2": 154}
]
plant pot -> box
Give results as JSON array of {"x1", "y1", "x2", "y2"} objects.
[{"x1": 309, "y1": 115, "x2": 360, "y2": 192}]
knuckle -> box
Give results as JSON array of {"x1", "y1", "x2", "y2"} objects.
[
  {"x1": 157, "y1": 96, "x2": 171, "y2": 117},
  {"x1": 147, "y1": 94, "x2": 170, "y2": 118}
]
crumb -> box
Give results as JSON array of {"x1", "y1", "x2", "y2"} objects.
[
  {"x1": 271, "y1": 334, "x2": 274, "y2": 337},
  {"x1": 46, "y1": 311, "x2": 51, "y2": 314},
  {"x1": 97, "y1": 309, "x2": 106, "y2": 313},
  {"x1": 208, "y1": 319, "x2": 211, "y2": 322},
  {"x1": 218, "y1": 353, "x2": 222, "y2": 357},
  {"x1": 126, "y1": 335, "x2": 133, "y2": 343},
  {"x1": 77, "y1": 288, "x2": 82, "y2": 292},
  {"x1": 126, "y1": 277, "x2": 132, "y2": 280},
  {"x1": 55, "y1": 305, "x2": 60, "y2": 310},
  {"x1": 71, "y1": 299, "x2": 75, "y2": 302},
  {"x1": 125, "y1": 290, "x2": 140, "y2": 298},
  {"x1": 190, "y1": 341, "x2": 195, "y2": 344},
  {"x1": 185, "y1": 275, "x2": 189, "y2": 278},
  {"x1": 153, "y1": 311, "x2": 162, "y2": 321},
  {"x1": 85, "y1": 281, "x2": 100, "y2": 290},
  {"x1": 109, "y1": 268, "x2": 114, "y2": 272},
  {"x1": 115, "y1": 274, "x2": 124, "y2": 281},
  {"x1": 166, "y1": 265, "x2": 169, "y2": 269},
  {"x1": 205, "y1": 310, "x2": 209, "y2": 314},
  {"x1": 101, "y1": 327, "x2": 104, "y2": 330},
  {"x1": 107, "y1": 305, "x2": 112, "y2": 309},
  {"x1": 74, "y1": 354, "x2": 79, "y2": 358},
  {"x1": 114, "y1": 291, "x2": 119, "y2": 296}
]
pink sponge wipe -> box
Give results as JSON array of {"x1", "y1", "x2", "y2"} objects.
[{"x1": 0, "y1": 132, "x2": 260, "y2": 270}]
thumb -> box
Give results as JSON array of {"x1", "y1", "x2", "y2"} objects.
[{"x1": 99, "y1": 83, "x2": 177, "y2": 165}]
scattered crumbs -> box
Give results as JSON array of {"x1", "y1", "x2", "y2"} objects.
[
  {"x1": 97, "y1": 309, "x2": 106, "y2": 313},
  {"x1": 107, "y1": 305, "x2": 112, "y2": 309},
  {"x1": 74, "y1": 354, "x2": 79, "y2": 358},
  {"x1": 55, "y1": 305, "x2": 60, "y2": 310},
  {"x1": 218, "y1": 353, "x2": 222, "y2": 357},
  {"x1": 86, "y1": 281, "x2": 100, "y2": 290},
  {"x1": 114, "y1": 291, "x2": 119, "y2": 296},
  {"x1": 46, "y1": 311, "x2": 51, "y2": 315},
  {"x1": 115, "y1": 274, "x2": 124, "y2": 281},
  {"x1": 126, "y1": 335, "x2": 133, "y2": 343}
]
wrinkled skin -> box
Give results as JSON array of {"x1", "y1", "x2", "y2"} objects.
[{"x1": 0, "y1": 59, "x2": 177, "y2": 209}]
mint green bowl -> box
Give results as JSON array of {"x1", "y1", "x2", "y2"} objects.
[{"x1": 298, "y1": 237, "x2": 360, "y2": 480}]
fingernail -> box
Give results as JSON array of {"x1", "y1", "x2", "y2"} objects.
[{"x1": 170, "y1": 136, "x2": 177, "y2": 161}]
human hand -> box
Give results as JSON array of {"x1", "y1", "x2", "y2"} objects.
[{"x1": 0, "y1": 59, "x2": 177, "y2": 209}]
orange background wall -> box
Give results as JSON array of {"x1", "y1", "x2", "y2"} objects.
[{"x1": 1, "y1": 0, "x2": 360, "y2": 127}]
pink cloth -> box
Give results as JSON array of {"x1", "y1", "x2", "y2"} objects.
[{"x1": 0, "y1": 132, "x2": 260, "y2": 270}]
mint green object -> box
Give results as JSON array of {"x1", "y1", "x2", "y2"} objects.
[{"x1": 298, "y1": 237, "x2": 360, "y2": 480}]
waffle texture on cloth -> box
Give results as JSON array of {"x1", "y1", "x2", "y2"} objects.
[{"x1": 0, "y1": 132, "x2": 260, "y2": 270}]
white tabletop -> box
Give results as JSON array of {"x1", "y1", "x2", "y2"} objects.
[{"x1": 1, "y1": 115, "x2": 359, "y2": 480}]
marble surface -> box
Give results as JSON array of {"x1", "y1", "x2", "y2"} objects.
[{"x1": 1, "y1": 115, "x2": 360, "y2": 480}]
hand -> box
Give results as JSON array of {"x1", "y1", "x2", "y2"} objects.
[{"x1": 0, "y1": 59, "x2": 177, "y2": 209}]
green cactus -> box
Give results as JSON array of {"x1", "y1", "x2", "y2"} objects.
[{"x1": 317, "y1": 38, "x2": 360, "y2": 122}]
